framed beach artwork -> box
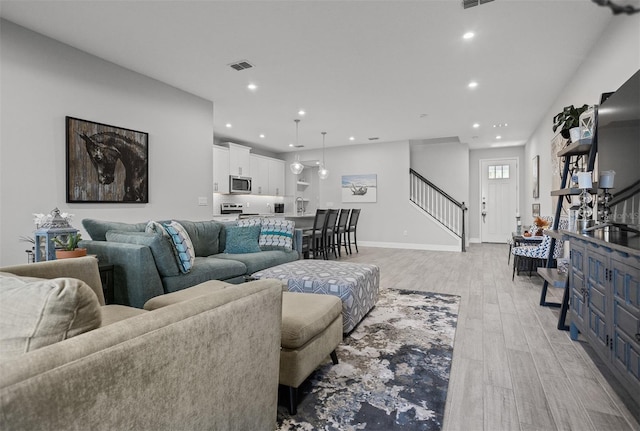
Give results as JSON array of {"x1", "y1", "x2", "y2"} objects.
[
  {"x1": 66, "y1": 117, "x2": 149, "y2": 203},
  {"x1": 342, "y1": 174, "x2": 377, "y2": 203}
]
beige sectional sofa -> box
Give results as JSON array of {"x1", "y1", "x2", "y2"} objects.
[{"x1": 0, "y1": 257, "x2": 283, "y2": 431}]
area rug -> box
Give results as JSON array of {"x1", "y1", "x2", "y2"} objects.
[{"x1": 277, "y1": 288, "x2": 460, "y2": 431}]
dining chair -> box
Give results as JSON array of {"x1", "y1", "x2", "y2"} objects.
[
  {"x1": 512, "y1": 218, "x2": 567, "y2": 280},
  {"x1": 345, "y1": 209, "x2": 361, "y2": 254},
  {"x1": 334, "y1": 209, "x2": 351, "y2": 258},
  {"x1": 303, "y1": 209, "x2": 328, "y2": 259},
  {"x1": 323, "y1": 209, "x2": 339, "y2": 259},
  {"x1": 507, "y1": 215, "x2": 553, "y2": 265}
]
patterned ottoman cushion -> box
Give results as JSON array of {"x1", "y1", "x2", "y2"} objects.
[{"x1": 253, "y1": 260, "x2": 380, "y2": 333}]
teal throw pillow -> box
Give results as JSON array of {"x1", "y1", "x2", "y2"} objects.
[
  {"x1": 224, "y1": 225, "x2": 261, "y2": 254},
  {"x1": 162, "y1": 221, "x2": 195, "y2": 273}
]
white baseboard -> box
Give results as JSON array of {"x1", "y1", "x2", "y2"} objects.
[{"x1": 358, "y1": 241, "x2": 461, "y2": 252}]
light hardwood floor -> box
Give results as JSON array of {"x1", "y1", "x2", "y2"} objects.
[{"x1": 337, "y1": 243, "x2": 639, "y2": 431}]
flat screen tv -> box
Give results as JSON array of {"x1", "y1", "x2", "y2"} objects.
[{"x1": 596, "y1": 69, "x2": 640, "y2": 232}]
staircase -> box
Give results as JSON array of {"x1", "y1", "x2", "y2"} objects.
[{"x1": 409, "y1": 168, "x2": 467, "y2": 251}]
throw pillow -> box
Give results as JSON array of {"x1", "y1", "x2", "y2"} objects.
[
  {"x1": 162, "y1": 221, "x2": 196, "y2": 274},
  {"x1": 0, "y1": 274, "x2": 101, "y2": 360},
  {"x1": 106, "y1": 230, "x2": 180, "y2": 277},
  {"x1": 258, "y1": 218, "x2": 295, "y2": 251},
  {"x1": 237, "y1": 218, "x2": 262, "y2": 228},
  {"x1": 224, "y1": 225, "x2": 261, "y2": 254}
]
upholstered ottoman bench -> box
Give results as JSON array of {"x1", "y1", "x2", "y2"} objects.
[
  {"x1": 280, "y1": 291, "x2": 342, "y2": 415},
  {"x1": 143, "y1": 278, "x2": 343, "y2": 416},
  {"x1": 252, "y1": 260, "x2": 380, "y2": 333}
]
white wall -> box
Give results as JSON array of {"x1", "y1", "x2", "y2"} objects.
[
  {"x1": 409, "y1": 140, "x2": 469, "y2": 206},
  {"x1": 282, "y1": 141, "x2": 461, "y2": 251},
  {"x1": 525, "y1": 14, "x2": 640, "y2": 222},
  {"x1": 0, "y1": 20, "x2": 215, "y2": 265}
]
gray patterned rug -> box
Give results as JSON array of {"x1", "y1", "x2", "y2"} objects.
[{"x1": 277, "y1": 288, "x2": 460, "y2": 431}]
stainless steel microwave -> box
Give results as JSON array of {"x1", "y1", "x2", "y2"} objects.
[{"x1": 229, "y1": 175, "x2": 252, "y2": 194}]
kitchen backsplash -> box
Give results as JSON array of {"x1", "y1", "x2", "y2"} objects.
[{"x1": 213, "y1": 193, "x2": 285, "y2": 215}]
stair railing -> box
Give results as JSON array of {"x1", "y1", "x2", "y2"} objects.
[{"x1": 409, "y1": 168, "x2": 467, "y2": 251}]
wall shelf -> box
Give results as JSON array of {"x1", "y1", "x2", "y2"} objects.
[
  {"x1": 297, "y1": 181, "x2": 310, "y2": 186},
  {"x1": 557, "y1": 140, "x2": 592, "y2": 157}
]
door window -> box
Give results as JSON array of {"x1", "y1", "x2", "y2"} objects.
[{"x1": 488, "y1": 164, "x2": 510, "y2": 179}]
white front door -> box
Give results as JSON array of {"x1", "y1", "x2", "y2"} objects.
[{"x1": 480, "y1": 158, "x2": 518, "y2": 243}]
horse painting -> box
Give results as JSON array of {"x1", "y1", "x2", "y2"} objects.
[{"x1": 78, "y1": 131, "x2": 148, "y2": 202}]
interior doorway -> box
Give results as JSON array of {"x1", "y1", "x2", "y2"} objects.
[{"x1": 480, "y1": 158, "x2": 519, "y2": 243}]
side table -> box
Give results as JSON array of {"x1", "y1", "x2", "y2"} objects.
[{"x1": 98, "y1": 263, "x2": 114, "y2": 305}]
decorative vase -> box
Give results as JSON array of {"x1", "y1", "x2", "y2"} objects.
[{"x1": 55, "y1": 248, "x2": 88, "y2": 259}]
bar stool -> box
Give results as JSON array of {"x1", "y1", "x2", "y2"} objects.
[
  {"x1": 303, "y1": 209, "x2": 328, "y2": 259},
  {"x1": 334, "y1": 209, "x2": 350, "y2": 258},
  {"x1": 323, "y1": 209, "x2": 339, "y2": 259},
  {"x1": 345, "y1": 209, "x2": 361, "y2": 254}
]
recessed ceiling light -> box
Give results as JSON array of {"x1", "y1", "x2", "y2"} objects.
[
  {"x1": 463, "y1": 32, "x2": 475, "y2": 40},
  {"x1": 496, "y1": 135, "x2": 502, "y2": 140},
  {"x1": 259, "y1": 134, "x2": 265, "y2": 138},
  {"x1": 225, "y1": 123, "x2": 232, "y2": 128},
  {"x1": 247, "y1": 83, "x2": 257, "y2": 91},
  {"x1": 468, "y1": 81, "x2": 478, "y2": 89},
  {"x1": 298, "y1": 110, "x2": 306, "y2": 116},
  {"x1": 288, "y1": 143, "x2": 294, "y2": 147},
  {"x1": 473, "y1": 123, "x2": 480, "y2": 128},
  {"x1": 349, "y1": 136, "x2": 355, "y2": 141}
]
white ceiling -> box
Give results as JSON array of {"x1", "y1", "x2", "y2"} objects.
[{"x1": 0, "y1": 1, "x2": 617, "y2": 152}]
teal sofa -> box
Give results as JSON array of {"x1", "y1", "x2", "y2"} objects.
[{"x1": 81, "y1": 219, "x2": 301, "y2": 308}]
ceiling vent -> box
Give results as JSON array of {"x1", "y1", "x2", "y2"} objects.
[
  {"x1": 228, "y1": 60, "x2": 254, "y2": 71},
  {"x1": 463, "y1": 0, "x2": 494, "y2": 9},
  {"x1": 368, "y1": 137, "x2": 379, "y2": 141}
]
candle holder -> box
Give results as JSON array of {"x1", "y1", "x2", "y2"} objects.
[
  {"x1": 578, "y1": 188, "x2": 593, "y2": 233},
  {"x1": 584, "y1": 170, "x2": 640, "y2": 234}
]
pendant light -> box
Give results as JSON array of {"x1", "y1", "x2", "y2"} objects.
[
  {"x1": 289, "y1": 119, "x2": 304, "y2": 175},
  {"x1": 318, "y1": 132, "x2": 329, "y2": 180}
]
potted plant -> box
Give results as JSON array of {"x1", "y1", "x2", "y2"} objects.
[
  {"x1": 552, "y1": 104, "x2": 589, "y2": 142},
  {"x1": 52, "y1": 233, "x2": 87, "y2": 259}
]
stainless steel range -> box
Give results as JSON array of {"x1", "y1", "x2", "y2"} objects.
[{"x1": 220, "y1": 203, "x2": 244, "y2": 214}]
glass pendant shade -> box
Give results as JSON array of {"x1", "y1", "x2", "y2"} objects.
[
  {"x1": 290, "y1": 155, "x2": 304, "y2": 175},
  {"x1": 289, "y1": 119, "x2": 304, "y2": 175},
  {"x1": 318, "y1": 131, "x2": 329, "y2": 180},
  {"x1": 318, "y1": 165, "x2": 329, "y2": 180}
]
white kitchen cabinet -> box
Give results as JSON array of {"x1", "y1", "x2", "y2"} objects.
[
  {"x1": 268, "y1": 158, "x2": 285, "y2": 196},
  {"x1": 227, "y1": 143, "x2": 251, "y2": 177},
  {"x1": 250, "y1": 155, "x2": 270, "y2": 195},
  {"x1": 212, "y1": 145, "x2": 229, "y2": 194}
]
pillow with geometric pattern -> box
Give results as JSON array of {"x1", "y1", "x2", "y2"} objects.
[
  {"x1": 258, "y1": 218, "x2": 294, "y2": 251},
  {"x1": 162, "y1": 221, "x2": 195, "y2": 273}
]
